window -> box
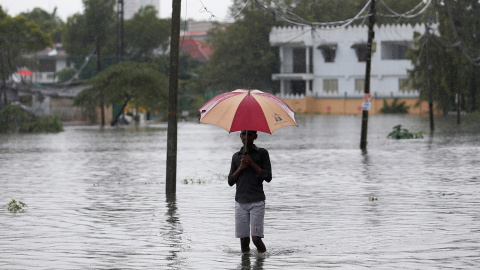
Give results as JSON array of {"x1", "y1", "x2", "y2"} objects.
[
  {"x1": 323, "y1": 79, "x2": 338, "y2": 93},
  {"x1": 351, "y1": 43, "x2": 368, "y2": 62},
  {"x1": 355, "y1": 79, "x2": 365, "y2": 93},
  {"x1": 39, "y1": 59, "x2": 56, "y2": 72},
  {"x1": 318, "y1": 44, "x2": 337, "y2": 62},
  {"x1": 382, "y1": 41, "x2": 410, "y2": 60},
  {"x1": 293, "y1": 48, "x2": 306, "y2": 73},
  {"x1": 399, "y1": 78, "x2": 414, "y2": 93},
  {"x1": 290, "y1": 80, "x2": 306, "y2": 95}
]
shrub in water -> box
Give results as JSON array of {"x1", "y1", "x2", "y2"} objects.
[
  {"x1": 0, "y1": 105, "x2": 63, "y2": 133},
  {"x1": 380, "y1": 98, "x2": 410, "y2": 114},
  {"x1": 7, "y1": 199, "x2": 28, "y2": 212},
  {"x1": 387, "y1": 125, "x2": 423, "y2": 139}
]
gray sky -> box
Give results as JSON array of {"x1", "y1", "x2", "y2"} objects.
[{"x1": 0, "y1": 0, "x2": 232, "y2": 21}]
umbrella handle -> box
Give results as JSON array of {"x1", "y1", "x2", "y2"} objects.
[{"x1": 244, "y1": 130, "x2": 247, "y2": 154}]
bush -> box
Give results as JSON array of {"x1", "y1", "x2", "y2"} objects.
[
  {"x1": 387, "y1": 125, "x2": 423, "y2": 139},
  {"x1": 380, "y1": 98, "x2": 410, "y2": 114},
  {"x1": 0, "y1": 105, "x2": 64, "y2": 133}
]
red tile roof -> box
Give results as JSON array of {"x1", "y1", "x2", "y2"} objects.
[{"x1": 180, "y1": 38, "x2": 214, "y2": 62}]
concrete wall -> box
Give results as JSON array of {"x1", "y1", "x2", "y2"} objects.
[{"x1": 283, "y1": 96, "x2": 434, "y2": 115}]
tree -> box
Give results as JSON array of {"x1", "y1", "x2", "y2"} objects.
[
  {"x1": 74, "y1": 62, "x2": 169, "y2": 125},
  {"x1": 0, "y1": 7, "x2": 51, "y2": 105},
  {"x1": 124, "y1": 6, "x2": 171, "y2": 61},
  {"x1": 203, "y1": 4, "x2": 280, "y2": 92},
  {"x1": 408, "y1": 0, "x2": 480, "y2": 115},
  {"x1": 20, "y1": 7, "x2": 65, "y2": 43},
  {"x1": 62, "y1": 0, "x2": 117, "y2": 126}
]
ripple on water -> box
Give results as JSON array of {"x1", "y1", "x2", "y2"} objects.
[{"x1": 1, "y1": 116, "x2": 480, "y2": 269}]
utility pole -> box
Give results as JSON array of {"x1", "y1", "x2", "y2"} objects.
[
  {"x1": 360, "y1": 0, "x2": 376, "y2": 150},
  {"x1": 117, "y1": 0, "x2": 124, "y2": 62},
  {"x1": 166, "y1": 0, "x2": 181, "y2": 195},
  {"x1": 426, "y1": 0, "x2": 435, "y2": 132}
]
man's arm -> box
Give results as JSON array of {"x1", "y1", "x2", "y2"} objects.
[{"x1": 228, "y1": 154, "x2": 251, "y2": 186}]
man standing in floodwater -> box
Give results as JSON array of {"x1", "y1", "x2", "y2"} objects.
[{"x1": 228, "y1": 130, "x2": 272, "y2": 253}]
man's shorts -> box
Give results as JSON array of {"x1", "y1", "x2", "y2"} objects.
[{"x1": 235, "y1": 201, "x2": 265, "y2": 238}]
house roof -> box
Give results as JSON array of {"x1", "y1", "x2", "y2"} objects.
[
  {"x1": 9, "y1": 81, "x2": 91, "y2": 98},
  {"x1": 180, "y1": 38, "x2": 214, "y2": 62}
]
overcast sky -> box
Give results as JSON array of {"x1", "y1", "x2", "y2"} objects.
[{"x1": 0, "y1": 0, "x2": 233, "y2": 22}]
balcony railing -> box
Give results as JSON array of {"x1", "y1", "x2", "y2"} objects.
[{"x1": 281, "y1": 64, "x2": 313, "y2": 74}]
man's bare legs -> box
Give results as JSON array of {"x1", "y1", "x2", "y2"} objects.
[
  {"x1": 240, "y1": 237, "x2": 250, "y2": 252},
  {"x1": 241, "y1": 237, "x2": 266, "y2": 253},
  {"x1": 252, "y1": 236, "x2": 266, "y2": 253}
]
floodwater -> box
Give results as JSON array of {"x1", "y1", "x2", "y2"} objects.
[{"x1": 1, "y1": 115, "x2": 479, "y2": 269}]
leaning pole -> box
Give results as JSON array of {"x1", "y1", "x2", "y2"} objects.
[
  {"x1": 166, "y1": 0, "x2": 181, "y2": 195},
  {"x1": 360, "y1": 0, "x2": 376, "y2": 150}
]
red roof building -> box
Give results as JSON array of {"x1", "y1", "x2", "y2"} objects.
[{"x1": 179, "y1": 38, "x2": 214, "y2": 62}]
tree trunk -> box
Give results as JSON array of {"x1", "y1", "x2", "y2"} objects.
[
  {"x1": 96, "y1": 37, "x2": 105, "y2": 127},
  {"x1": 0, "y1": 48, "x2": 7, "y2": 105},
  {"x1": 111, "y1": 97, "x2": 130, "y2": 126}
]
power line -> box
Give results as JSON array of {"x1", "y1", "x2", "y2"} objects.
[
  {"x1": 444, "y1": 0, "x2": 480, "y2": 66},
  {"x1": 378, "y1": 0, "x2": 431, "y2": 19}
]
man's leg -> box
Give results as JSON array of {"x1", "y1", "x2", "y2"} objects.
[
  {"x1": 250, "y1": 201, "x2": 266, "y2": 253},
  {"x1": 252, "y1": 236, "x2": 266, "y2": 253},
  {"x1": 240, "y1": 237, "x2": 251, "y2": 252},
  {"x1": 236, "y1": 202, "x2": 251, "y2": 252}
]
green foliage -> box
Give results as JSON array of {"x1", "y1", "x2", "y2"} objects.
[
  {"x1": 124, "y1": 6, "x2": 171, "y2": 61},
  {"x1": 408, "y1": 0, "x2": 480, "y2": 114},
  {"x1": 0, "y1": 7, "x2": 51, "y2": 91},
  {"x1": 7, "y1": 199, "x2": 28, "y2": 213},
  {"x1": 62, "y1": 0, "x2": 117, "y2": 64},
  {"x1": 20, "y1": 7, "x2": 65, "y2": 43},
  {"x1": 284, "y1": 0, "x2": 425, "y2": 25},
  {"x1": 380, "y1": 98, "x2": 410, "y2": 114},
  {"x1": 56, "y1": 68, "x2": 77, "y2": 83},
  {"x1": 0, "y1": 105, "x2": 64, "y2": 133},
  {"x1": 203, "y1": 6, "x2": 279, "y2": 91},
  {"x1": 387, "y1": 125, "x2": 423, "y2": 139},
  {"x1": 75, "y1": 62, "x2": 169, "y2": 113}
]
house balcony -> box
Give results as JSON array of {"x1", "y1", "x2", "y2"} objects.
[
  {"x1": 272, "y1": 64, "x2": 314, "y2": 81},
  {"x1": 34, "y1": 72, "x2": 58, "y2": 84}
]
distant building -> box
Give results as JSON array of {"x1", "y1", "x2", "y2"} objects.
[
  {"x1": 180, "y1": 38, "x2": 214, "y2": 62},
  {"x1": 178, "y1": 20, "x2": 220, "y2": 61},
  {"x1": 269, "y1": 24, "x2": 434, "y2": 115},
  {"x1": 123, "y1": 0, "x2": 160, "y2": 19},
  {"x1": 31, "y1": 43, "x2": 71, "y2": 84}
]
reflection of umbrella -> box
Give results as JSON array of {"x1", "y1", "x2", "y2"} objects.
[
  {"x1": 18, "y1": 69, "x2": 33, "y2": 77},
  {"x1": 198, "y1": 89, "x2": 297, "y2": 134}
]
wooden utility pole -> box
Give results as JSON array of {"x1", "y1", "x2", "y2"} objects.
[
  {"x1": 166, "y1": 0, "x2": 181, "y2": 195},
  {"x1": 117, "y1": 0, "x2": 124, "y2": 62},
  {"x1": 426, "y1": 0, "x2": 435, "y2": 132},
  {"x1": 360, "y1": 0, "x2": 376, "y2": 150}
]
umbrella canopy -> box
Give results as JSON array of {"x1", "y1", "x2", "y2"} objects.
[
  {"x1": 199, "y1": 89, "x2": 297, "y2": 134},
  {"x1": 18, "y1": 69, "x2": 33, "y2": 77}
]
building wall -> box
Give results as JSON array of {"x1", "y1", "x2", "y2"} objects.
[
  {"x1": 123, "y1": 0, "x2": 160, "y2": 19},
  {"x1": 270, "y1": 24, "x2": 426, "y2": 100},
  {"x1": 283, "y1": 96, "x2": 435, "y2": 115},
  {"x1": 50, "y1": 98, "x2": 89, "y2": 122}
]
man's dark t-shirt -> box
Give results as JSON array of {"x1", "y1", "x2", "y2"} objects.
[{"x1": 228, "y1": 145, "x2": 272, "y2": 203}]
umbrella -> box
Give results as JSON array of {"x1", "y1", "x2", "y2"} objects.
[
  {"x1": 198, "y1": 89, "x2": 297, "y2": 134},
  {"x1": 18, "y1": 69, "x2": 33, "y2": 77}
]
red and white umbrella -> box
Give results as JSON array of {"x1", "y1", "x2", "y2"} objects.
[{"x1": 198, "y1": 89, "x2": 298, "y2": 134}]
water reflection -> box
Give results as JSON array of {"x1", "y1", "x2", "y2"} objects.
[
  {"x1": 239, "y1": 252, "x2": 265, "y2": 270},
  {"x1": 165, "y1": 193, "x2": 183, "y2": 269}
]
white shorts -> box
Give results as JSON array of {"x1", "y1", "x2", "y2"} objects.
[{"x1": 235, "y1": 201, "x2": 265, "y2": 238}]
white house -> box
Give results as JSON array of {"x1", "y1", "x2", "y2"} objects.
[
  {"x1": 32, "y1": 43, "x2": 71, "y2": 84},
  {"x1": 269, "y1": 24, "x2": 425, "y2": 99}
]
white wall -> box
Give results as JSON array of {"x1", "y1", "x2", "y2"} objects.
[{"x1": 270, "y1": 24, "x2": 425, "y2": 97}]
